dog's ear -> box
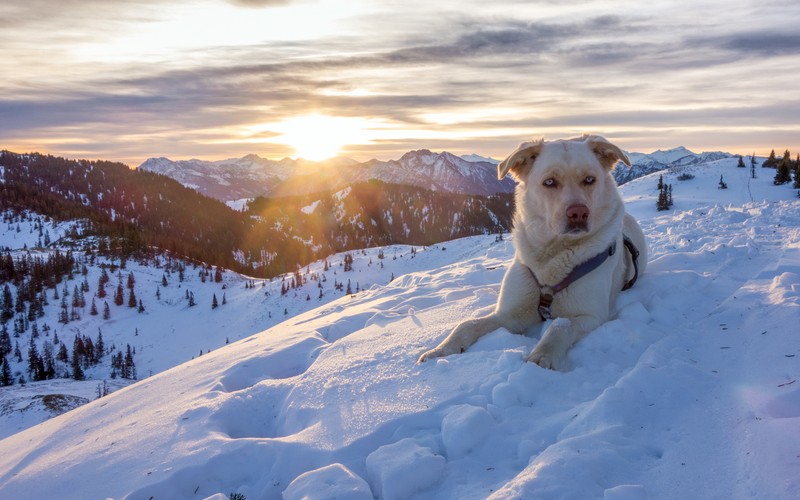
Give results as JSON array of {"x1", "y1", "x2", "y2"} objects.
[
  {"x1": 497, "y1": 140, "x2": 543, "y2": 181},
  {"x1": 585, "y1": 135, "x2": 630, "y2": 170}
]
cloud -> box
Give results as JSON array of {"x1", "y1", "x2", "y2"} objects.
[
  {"x1": 695, "y1": 31, "x2": 800, "y2": 57},
  {"x1": 3, "y1": 1, "x2": 800, "y2": 164},
  {"x1": 227, "y1": 0, "x2": 297, "y2": 6}
]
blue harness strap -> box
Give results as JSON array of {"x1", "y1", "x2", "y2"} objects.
[{"x1": 527, "y1": 236, "x2": 640, "y2": 320}]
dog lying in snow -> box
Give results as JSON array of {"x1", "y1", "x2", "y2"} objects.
[{"x1": 419, "y1": 135, "x2": 647, "y2": 370}]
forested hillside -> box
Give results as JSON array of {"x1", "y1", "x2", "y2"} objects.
[{"x1": 0, "y1": 151, "x2": 512, "y2": 277}]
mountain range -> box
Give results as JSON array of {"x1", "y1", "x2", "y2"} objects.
[
  {"x1": 139, "y1": 146, "x2": 733, "y2": 202},
  {"x1": 138, "y1": 150, "x2": 515, "y2": 201}
]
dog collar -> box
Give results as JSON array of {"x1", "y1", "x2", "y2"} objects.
[{"x1": 527, "y1": 236, "x2": 640, "y2": 320}]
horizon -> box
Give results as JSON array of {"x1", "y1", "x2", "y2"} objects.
[
  {"x1": 2, "y1": 0, "x2": 799, "y2": 166},
  {"x1": 2, "y1": 144, "x2": 783, "y2": 170}
]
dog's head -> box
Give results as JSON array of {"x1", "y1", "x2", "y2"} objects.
[{"x1": 498, "y1": 135, "x2": 630, "y2": 237}]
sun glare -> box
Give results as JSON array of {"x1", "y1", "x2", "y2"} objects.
[{"x1": 271, "y1": 114, "x2": 374, "y2": 161}]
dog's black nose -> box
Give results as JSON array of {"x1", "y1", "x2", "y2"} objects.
[{"x1": 566, "y1": 204, "x2": 589, "y2": 222}]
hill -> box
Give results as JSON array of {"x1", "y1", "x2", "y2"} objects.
[
  {"x1": 0, "y1": 156, "x2": 797, "y2": 498},
  {"x1": 0, "y1": 151, "x2": 512, "y2": 278}
]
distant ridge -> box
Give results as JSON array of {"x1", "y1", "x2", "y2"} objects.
[
  {"x1": 139, "y1": 151, "x2": 515, "y2": 201},
  {"x1": 139, "y1": 147, "x2": 734, "y2": 201}
]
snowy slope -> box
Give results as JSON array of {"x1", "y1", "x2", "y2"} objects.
[
  {"x1": 0, "y1": 159, "x2": 798, "y2": 499},
  {"x1": 0, "y1": 214, "x2": 470, "y2": 439}
]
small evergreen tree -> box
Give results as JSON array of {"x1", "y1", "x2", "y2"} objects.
[
  {"x1": 96, "y1": 329, "x2": 105, "y2": 359},
  {"x1": 774, "y1": 150, "x2": 792, "y2": 185},
  {"x1": 737, "y1": 155, "x2": 745, "y2": 168},
  {"x1": 114, "y1": 283, "x2": 124, "y2": 306},
  {"x1": 212, "y1": 293, "x2": 218, "y2": 309},
  {"x1": 0, "y1": 324, "x2": 12, "y2": 359},
  {"x1": 103, "y1": 301, "x2": 111, "y2": 320},
  {"x1": 763, "y1": 149, "x2": 777, "y2": 168},
  {"x1": 71, "y1": 339, "x2": 85, "y2": 381},
  {"x1": 793, "y1": 162, "x2": 800, "y2": 189},
  {"x1": 128, "y1": 287, "x2": 137, "y2": 308},
  {"x1": 1, "y1": 357, "x2": 12, "y2": 386}
]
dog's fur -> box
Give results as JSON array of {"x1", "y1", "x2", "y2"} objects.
[{"x1": 418, "y1": 135, "x2": 647, "y2": 370}]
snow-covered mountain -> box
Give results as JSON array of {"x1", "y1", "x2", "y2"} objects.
[
  {"x1": 139, "y1": 146, "x2": 732, "y2": 202},
  {"x1": 353, "y1": 150, "x2": 513, "y2": 196},
  {"x1": 138, "y1": 151, "x2": 514, "y2": 200},
  {"x1": 138, "y1": 151, "x2": 510, "y2": 201},
  {"x1": 1, "y1": 155, "x2": 798, "y2": 499},
  {"x1": 616, "y1": 146, "x2": 733, "y2": 185}
]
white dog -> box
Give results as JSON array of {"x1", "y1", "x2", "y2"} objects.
[{"x1": 419, "y1": 135, "x2": 647, "y2": 370}]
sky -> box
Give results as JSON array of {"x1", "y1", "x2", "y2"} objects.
[{"x1": 1, "y1": 0, "x2": 799, "y2": 166}]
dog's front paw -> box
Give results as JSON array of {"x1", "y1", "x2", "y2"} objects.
[
  {"x1": 417, "y1": 349, "x2": 440, "y2": 363},
  {"x1": 417, "y1": 343, "x2": 463, "y2": 363},
  {"x1": 527, "y1": 346, "x2": 564, "y2": 370}
]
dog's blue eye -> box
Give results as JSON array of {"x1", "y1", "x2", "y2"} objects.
[
  {"x1": 543, "y1": 178, "x2": 557, "y2": 188},
  {"x1": 584, "y1": 176, "x2": 595, "y2": 185}
]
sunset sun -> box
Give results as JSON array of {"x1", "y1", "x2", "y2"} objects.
[{"x1": 273, "y1": 114, "x2": 372, "y2": 161}]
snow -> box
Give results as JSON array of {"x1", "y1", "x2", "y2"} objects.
[
  {"x1": 300, "y1": 200, "x2": 321, "y2": 215},
  {"x1": 460, "y1": 154, "x2": 499, "y2": 165},
  {"x1": 225, "y1": 199, "x2": 251, "y2": 212},
  {"x1": 0, "y1": 158, "x2": 799, "y2": 499}
]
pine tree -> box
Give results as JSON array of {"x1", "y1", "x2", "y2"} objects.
[
  {"x1": 72, "y1": 285, "x2": 80, "y2": 308},
  {"x1": 58, "y1": 296, "x2": 69, "y2": 324},
  {"x1": 96, "y1": 329, "x2": 105, "y2": 359},
  {"x1": 764, "y1": 149, "x2": 777, "y2": 168},
  {"x1": 222, "y1": 293, "x2": 226, "y2": 305},
  {"x1": 71, "y1": 346, "x2": 85, "y2": 381},
  {"x1": 212, "y1": 293, "x2": 218, "y2": 309},
  {"x1": 128, "y1": 287, "x2": 137, "y2": 308},
  {"x1": 114, "y1": 283, "x2": 124, "y2": 306},
  {"x1": 103, "y1": 301, "x2": 111, "y2": 320},
  {"x1": 27, "y1": 337, "x2": 44, "y2": 381},
  {"x1": 90, "y1": 297, "x2": 98, "y2": 316},
  {"x1": 656, "y1": 182, "x2": 670, "y2": 211},
  {"x1": 0, "y1": 323, "x2": 12, "y2": 359},
  {"x1": 793, "y1": 162, "x2": 800, "y2": 189},
  {"x1": 774, "y1": 150, "x2": 792, "y2": 185},
  {"x1": 138, "y1": 300, "x2": 145, "y2": 313},
  {"x1": 737, "y1": 155, "x2": 745, "y2": 168},
  {"x1": 124, "y1": 344, "x2": 136, "y2": 379},
  {"x1": 1, "y1": 284, "x2": 13, "y2": 323},
  {"x1": 1, "y1": 357, "x2": 12, "y2": 386}
]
